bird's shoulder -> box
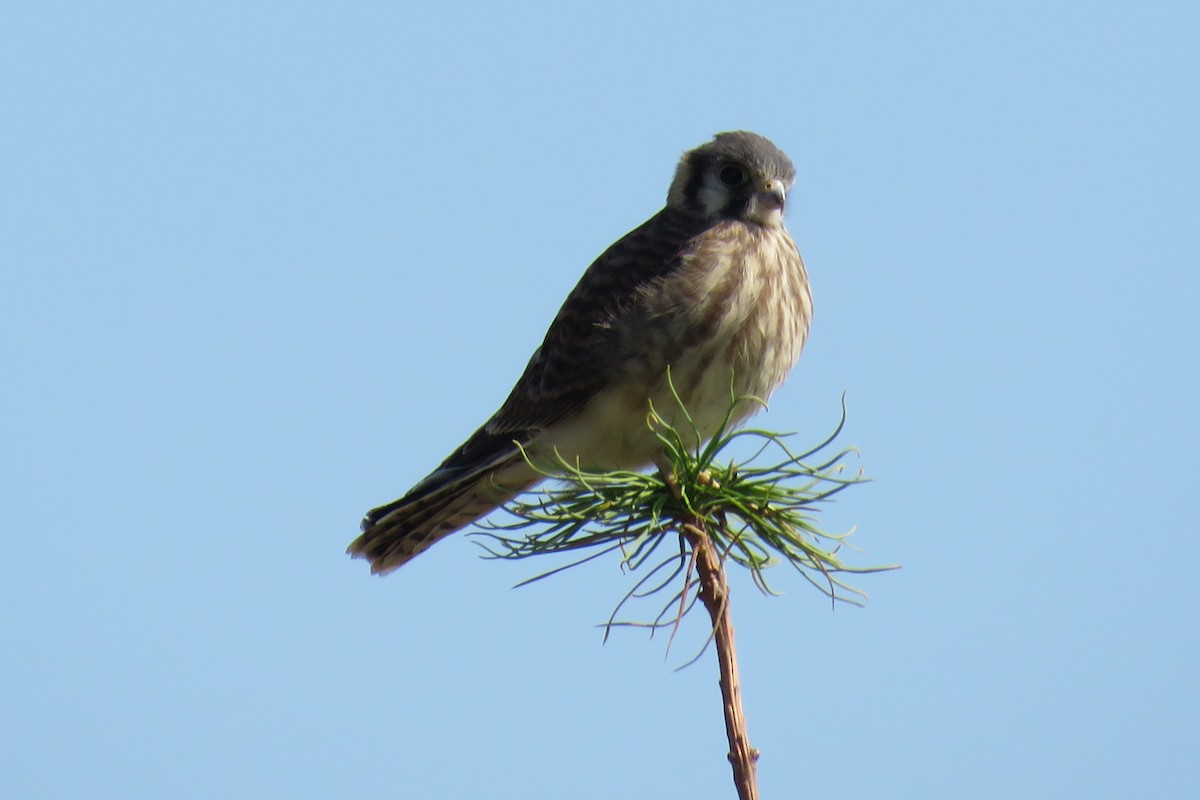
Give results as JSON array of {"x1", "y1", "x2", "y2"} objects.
[{"x1": 486, "y1": 207, "x2": 711, "y2": 434}]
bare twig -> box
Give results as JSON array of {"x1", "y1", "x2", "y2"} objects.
[
  {"x1": 680, "y1": 518, "x2": 759, "y2": 800},
  {"x1": 476, "y1": 387, "x2": 894, "y2": 798}
]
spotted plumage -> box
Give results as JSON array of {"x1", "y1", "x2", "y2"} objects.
[{"x1": 349, "y1": 131, "x2": 812, "y2": 574}]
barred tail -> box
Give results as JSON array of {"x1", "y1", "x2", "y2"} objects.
[{"x1": 348, "y1": 451, "x2": 538, "y2": 574}]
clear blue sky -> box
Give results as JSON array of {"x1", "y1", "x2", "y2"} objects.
[{"x1": 3, "y1": 2, "x2": 1197, "y2": 798}]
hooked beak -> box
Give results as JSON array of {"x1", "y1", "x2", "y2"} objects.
[
  {"x1": 749, "y1": 178, "x2": 788, "y2": 225},
  {"x1": 759, "y1": 179, "x2": 787, "y2": 212}
]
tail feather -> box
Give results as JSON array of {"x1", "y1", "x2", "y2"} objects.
[{"x1": 348, "y1": 449, "x2": 538, "y2": 574}]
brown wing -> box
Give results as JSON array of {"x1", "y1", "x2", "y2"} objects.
[
  {"x1": 363, "y1": 206, "x2": 708, "y2": 520},
  {"x1": 485, "y1": 206, "x2": 708, "y2": 435}
]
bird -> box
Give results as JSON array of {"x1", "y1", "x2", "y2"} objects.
[{"x1": 349, "y1": 131, "x2": 813, "y2": 575}]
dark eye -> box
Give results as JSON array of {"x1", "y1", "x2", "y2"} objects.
[{"x1": 718, "y1": 165, "x2": 747, "y2": 186}]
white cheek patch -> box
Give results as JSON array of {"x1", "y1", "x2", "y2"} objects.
[{"x1": 697, "y1": 175, "x2": 727, "y2": 217}]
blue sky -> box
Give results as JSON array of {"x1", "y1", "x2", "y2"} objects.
[{"x1": 3, "y1": 1, "x2": 1197, "y2": 797}]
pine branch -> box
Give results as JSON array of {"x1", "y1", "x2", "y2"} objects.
[{"x1": 472, "y1": 383, "x2": 896, "y2": 798}]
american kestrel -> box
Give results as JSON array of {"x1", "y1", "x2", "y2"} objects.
[{"x1": 349, "y1": 131, "x2": 812, "y2": 574}]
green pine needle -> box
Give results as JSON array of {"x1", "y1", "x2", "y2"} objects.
[{"x1": 473, "y1": 376, "x2": 896, "y2": 632}]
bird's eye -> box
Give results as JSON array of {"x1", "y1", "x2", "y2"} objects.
[{"x1": 718, "y1": 165, "x2": 748, "y2": 187}]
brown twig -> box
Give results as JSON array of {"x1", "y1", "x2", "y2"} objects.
[{"x1": 680, "y1": 518, "x2": 759, "y2": 800}]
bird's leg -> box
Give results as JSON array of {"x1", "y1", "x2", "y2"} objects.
[{"x1": 654, "y1": 453, "x2": 682, "y2": 500}]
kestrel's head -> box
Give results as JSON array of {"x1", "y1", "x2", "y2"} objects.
[{"x1": 667, "y1": 131, "x2": 796, "y2": 228}]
